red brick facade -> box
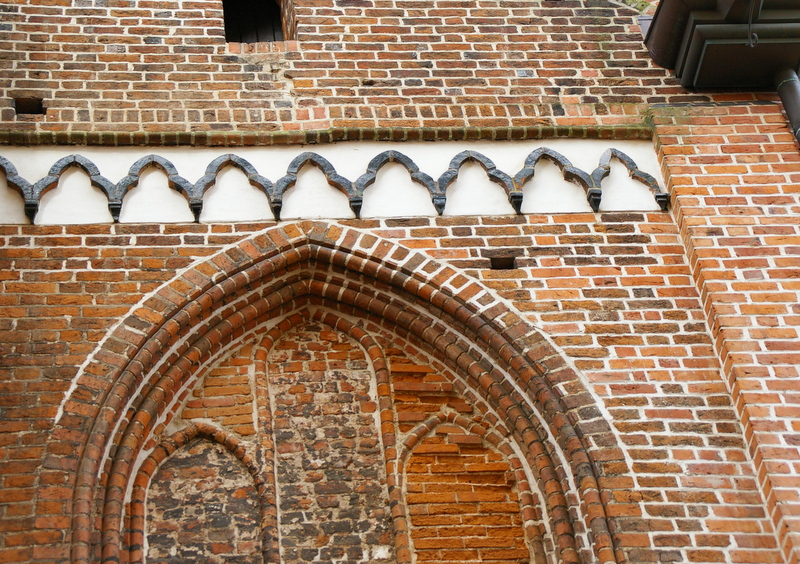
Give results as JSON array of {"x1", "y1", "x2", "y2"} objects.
[
  {"x1": 0, "y1": 0, "x2": 762, "y2": 140},
  {"x1": 2, "y1": 0, "x2": 800, "y2": 563},
  {"x1": 0, "y1": 208, "x2": 794, "y2": 563},
  {"x1": 654, "y1": 103, "x2": 800, "y2": 564}
]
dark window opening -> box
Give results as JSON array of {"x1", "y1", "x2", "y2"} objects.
[
  {"x1": 224, "y1": 0, "x2": 284, "y2": 43},
  {"x1": 489, "y1": 256, "x2": 517, "y2": 270},
  {"x1": 14, "y1": 97, "x2": 45, "y2": 116}
]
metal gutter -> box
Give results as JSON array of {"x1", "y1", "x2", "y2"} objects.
[
  {"x1": 644, "y1": 0, "x2": 800, "y2": 89},
  {"x1": 776, "y1": 68, "x2": 800, "y2": 144},
  {"x1": 644, "y1": 0, "x2": 800, "y2": 144}
]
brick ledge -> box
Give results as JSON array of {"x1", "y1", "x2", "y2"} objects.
[{"x1": 0, "y1": 125, "x2": 653, "y2": 147}]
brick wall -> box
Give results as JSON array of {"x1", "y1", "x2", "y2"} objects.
[
  {"x1": 653, "y1": 102, "x2": 800, "y2": 564},
  {"x1": 2, "y1": 0, "x2": 800, "y2": 562},
  {"x1": 146, "y1": 439, "x2": 263, "y2": 563},
  {"x1": 182, "y1": 345, "x2": 258, "y2": 437},
  {"x1": 0, "y1": 213, "x2": 791, "y2": 563},
  {"x1": 267, "y1": 324, "x2": 394, "y2": 563},
  {"x1": 403, "y1": 420, "x2": 531, "y2": 563},
  {"x1": 0, "y1": 0, "x2": 730, "y2": 136}
]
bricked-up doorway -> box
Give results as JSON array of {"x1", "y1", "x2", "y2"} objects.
[
  {"x1": 265, "y1": 323, "x2": 395, "y2": 562},
  {"x1": 48, "y1": 222, "x2": 630, "y2": 564}
]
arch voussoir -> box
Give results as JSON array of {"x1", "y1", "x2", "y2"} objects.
[{"x1": 50, "y1": 221, "x2": 631, "y2": 564}]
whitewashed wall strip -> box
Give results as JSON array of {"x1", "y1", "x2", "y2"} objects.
[{"x1": 0, "y1": 141, "x2": 667, "y2": 224}]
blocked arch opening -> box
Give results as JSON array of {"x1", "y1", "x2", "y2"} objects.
[
  {"x1": 257, "y1": 315, "x2": 396, "y2": 563},
  {"x1": 129, "y1": 423, "x2": 270, "y2": 564},
  {"x1": 251, "y1": 307, "x2": 551, "y2": 563},
  {"x1": 399, "y1": 411, "x2": 548, "y2": 564},
  {"x1": 47, "y1": 221, "x2": 631, "y2": 564}
]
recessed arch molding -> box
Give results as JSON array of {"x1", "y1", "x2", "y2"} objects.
[{"x1": 43, "y1": 220, "x2": 636, "y2": 564}]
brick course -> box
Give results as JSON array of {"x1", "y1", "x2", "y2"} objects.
[{"x1": 0, "y1": 0, "x2": 756, "y2": 135}]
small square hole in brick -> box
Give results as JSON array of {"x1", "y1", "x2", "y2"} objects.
[
  {"x1": 14, "y1": 98, "x2": 45, "y2": 115},
  {"x1": 489, "y1": 256, "x2": 517, "y2": 270}
]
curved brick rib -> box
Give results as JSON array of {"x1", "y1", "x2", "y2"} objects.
[
  {"x1": 54, "y1": 221, "x2": 626, "y2": 564},
  {"x1": 308, "y1": 241, "x2": 617, "y2": 555},
  {"x1": 300, "y1": 279, "x2": 585, "y2": 560},
  {"x1": 250, "y1": 308, "x2": 564, "y2": 564},
  {"x1": 101, "y1": 302, "x2": 588, "y2": 560}
]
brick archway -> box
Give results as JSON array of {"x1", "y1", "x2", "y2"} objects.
[
  {"x1": 46, "y1": 221, "x2": 631, "y2": 564},
  {"x1": 251, "y1": 307, "x2": 556, "y2": 564}
]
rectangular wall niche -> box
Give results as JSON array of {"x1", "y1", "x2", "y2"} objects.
[
  {"x1": 490, "y1": 256, "x2": 518, "y2": 270},
  {"x1": 13, "y1": 98, "x2": 44, "y2": 116}
]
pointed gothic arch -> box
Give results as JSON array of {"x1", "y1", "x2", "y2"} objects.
[{"x1": 44, "y1": 220, "x2": 633, "y2": 564}]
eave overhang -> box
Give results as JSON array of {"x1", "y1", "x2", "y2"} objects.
[{"x1": 645, "y1": 0, "x2": 800, "y2": 89}]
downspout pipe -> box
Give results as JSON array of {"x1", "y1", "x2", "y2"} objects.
[{"x1": 775, "y1": 68, "x2": 800, "y2": 145}]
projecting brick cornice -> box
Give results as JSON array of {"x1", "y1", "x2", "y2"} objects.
[{"x1": 0, "y1": 125, "x2": 653, "y2": 147}]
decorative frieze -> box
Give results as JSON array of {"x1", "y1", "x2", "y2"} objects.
[{"x1": 0, "y1": 141, "x2": 667, "y2": 224}]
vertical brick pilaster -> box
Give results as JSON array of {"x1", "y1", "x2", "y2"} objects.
[{"x1": 654, "y1": 101, "x2": 800, "y2": 563}]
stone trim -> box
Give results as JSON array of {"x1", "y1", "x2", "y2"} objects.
[{"x1": 4, "y1": 147, "x2": 668, "y2": 225}]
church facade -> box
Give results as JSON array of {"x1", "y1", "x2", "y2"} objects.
[{"x1": 1, "y1": 0, "x2": 799, "y2": 563}]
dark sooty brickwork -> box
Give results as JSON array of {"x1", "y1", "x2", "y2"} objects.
[
  {"x1": 268, "y1": 323, "x2": 394, "y2": 563},
  {"x1": 146, "y1": 439, "x2": 263, "y2": 563}
]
